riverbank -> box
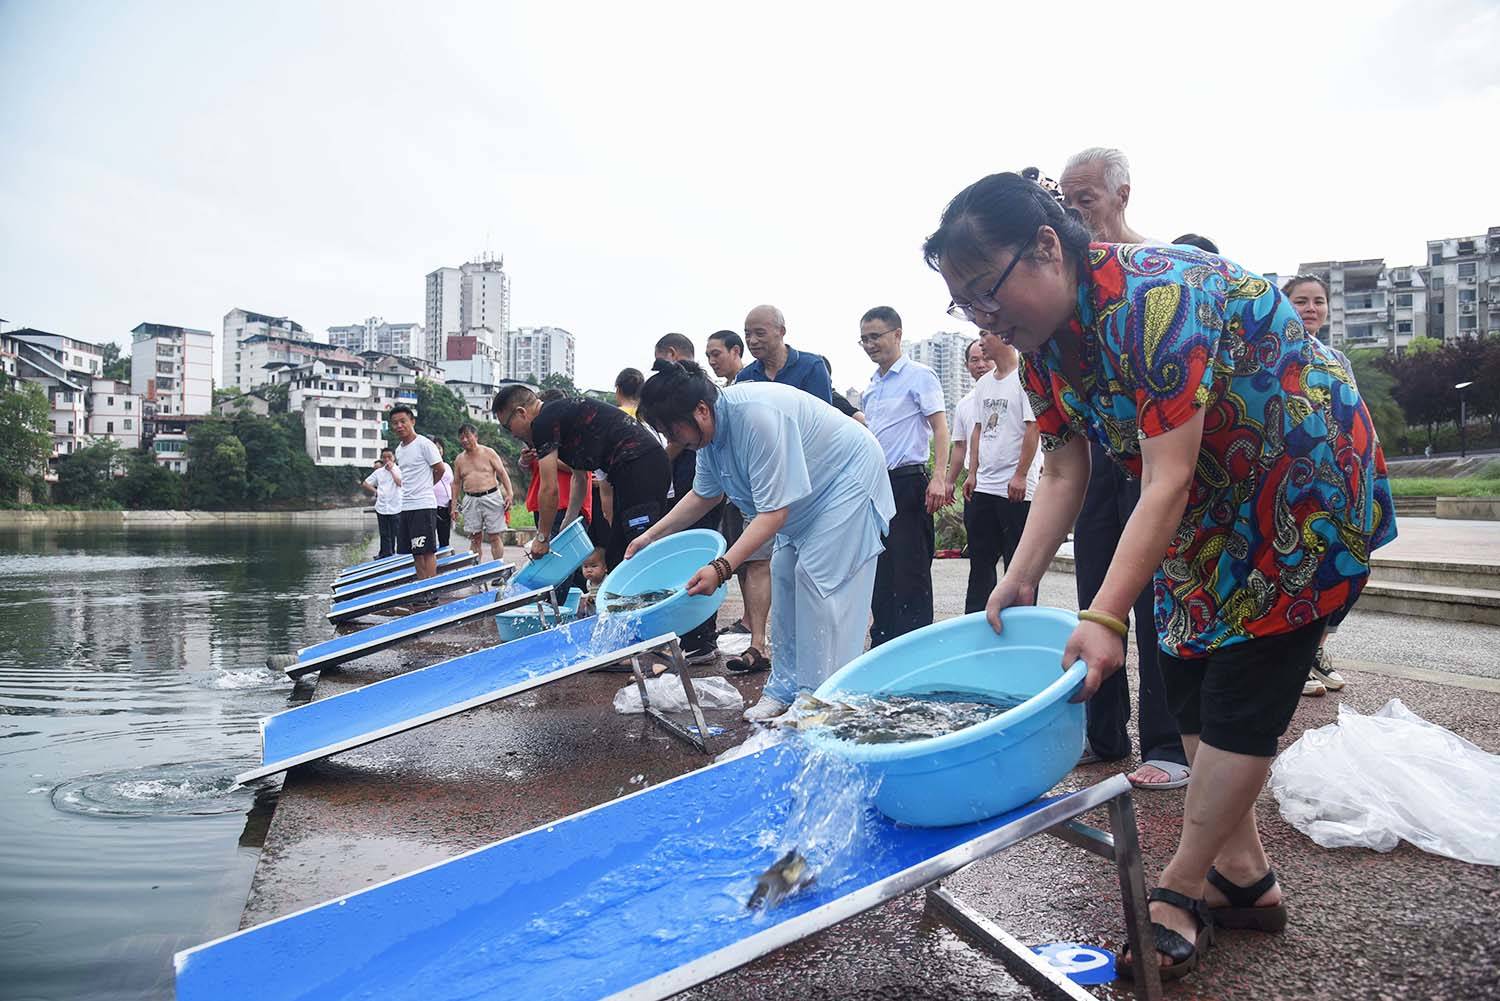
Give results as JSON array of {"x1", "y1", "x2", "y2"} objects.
[{"x1": 0, "y1": 507, "x2": 372, "y2": 527}]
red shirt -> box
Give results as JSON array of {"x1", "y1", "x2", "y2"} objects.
[{"x1": 524, "y1": 457, "x2": 593, "y2": 523}]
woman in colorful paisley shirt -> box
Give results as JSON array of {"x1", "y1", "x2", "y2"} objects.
[{"x1": 923, "y1": 172, "x2": 1395, "y2": 980}]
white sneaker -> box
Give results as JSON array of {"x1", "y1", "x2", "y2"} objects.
[
  {"x1": 743, "y1": 695, "x2": 789, "y2": 723},
  {"x1": 1302, "y1": 672, "x2": 1326, "y2": 697}
]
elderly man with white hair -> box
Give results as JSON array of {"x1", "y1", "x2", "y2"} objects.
[{"x1": 1057, "y1": 147, "x2": 1191, "y2": 794}]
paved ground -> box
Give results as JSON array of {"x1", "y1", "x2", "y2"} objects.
[{"x1": 240, "y1": 530, "x2": 1500, "y2": 1000}]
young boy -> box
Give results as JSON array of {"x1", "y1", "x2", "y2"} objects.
[{"x1": 577, "y1": 545, "x2": 609, "y2": 616}]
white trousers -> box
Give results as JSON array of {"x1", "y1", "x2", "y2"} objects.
[{"x1": 764, "y1": 542, "x2": 879, "y2": 703}]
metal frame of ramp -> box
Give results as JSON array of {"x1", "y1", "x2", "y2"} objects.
[
  {"x1": 331, "y1": 551, "x2": 478, "y2": 600},
  {"x1": 335, "y1": 546, "x2": 456, "y2": 586},
  {"x1": 325, "y1": 560, "x2": 513, "y2": 624},
  {"x1": 177, "y1": 760, "x2": 1159, "y2": 1001},
  {"x1": 287, "y1": 583, "x2": 558, "y2": 678},
  {"x1": 235, "y1": 626, "x2": 712, "y2": 785}
]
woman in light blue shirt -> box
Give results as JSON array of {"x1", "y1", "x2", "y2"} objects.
[{"x1": 625, "y1": 360, "x2": 895, "y2": 721}]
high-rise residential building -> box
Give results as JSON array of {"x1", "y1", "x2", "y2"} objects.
[
  {"x1": 1421, "y1": 228, "x2": 1500, "y2": 342},
  {"x1": 130, "y1": 322, "x2": 214, "y2": 416},
  {"x1": 906, "y1": 330, "x2": 977, "y2": 422},
  {"x1": 327, "y1": 317, "x2": 424, "y2": 357},
  {"x1": 1295, "y1": 260, "x2": 1429, "y2": 352},
  {"x1": 424, "y1": 255, "x2": 511, "y2": 365},
  {"x1": 508, "y1": 325, "x2": 575, "y2": 383},
  {"x1": 86, "y1": 378, "x2": 143, "y2": 450},
  {"x1": 222, "y1": 309, "x2": 312, "y2": 391}
]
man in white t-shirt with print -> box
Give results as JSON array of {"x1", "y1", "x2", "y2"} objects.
[
  {"x1": 946, "y1": 338, "x2": 994, "y2": 554},
  {"x1": 360, "y1": 447, "x2": 403, "y2": 558},
  {"x1": 388, "y1": 404, "x2": 447, "y2": 581},
  {"x1": 962, "y1": 330, "x2": 1040, "y2": 614}
]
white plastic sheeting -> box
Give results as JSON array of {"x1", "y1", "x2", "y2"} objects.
[
  {"x1": 612, "y1": 675, "x2": 744, "y2": 715},
  {"x1": 1270, "y1": 698, "x2": 1500, "y2": 866}
]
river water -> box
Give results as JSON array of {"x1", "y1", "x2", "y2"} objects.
[{"x1": 0, "y1": 521, "x2": 372, "y2": 1001}]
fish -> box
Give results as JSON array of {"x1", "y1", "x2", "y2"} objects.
[
  {"x1": 598, "y1": 588, "x2": 679, "y2": 613},
  {"x1": 747, "y1": 849, "x2": 815, "y2": 910}
]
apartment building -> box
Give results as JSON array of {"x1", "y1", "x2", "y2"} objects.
[
  {"x1": 86, "y1": 378, "x2": 143, "y2": 450},
  {"x1": 222, "y1": 309, "x2": 311, "y2": 391},
  {"x1": 130, "y1": 322, "x2": 213, "y2": 416},
  {"x1": 1293, "y1": 259, "x2": 1428, "y2": 352},
  {"x1": 1422, "y1": 228, "x2": 1500, "y2": 342},
  {"x1": 906, "y1": 329, "x2": 977, "y2": 422}
]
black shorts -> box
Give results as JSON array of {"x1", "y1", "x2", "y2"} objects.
[
  {"x1": 397, "y1": 508, "x2": 439, "y2": 555},
  {"x1": 1159, "y1": 618, "x2": 1327, "y2": 757}
]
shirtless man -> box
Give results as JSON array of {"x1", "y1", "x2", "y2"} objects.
[{"x1": 453, "y1": 422, "x2": 515, "y2": 563}]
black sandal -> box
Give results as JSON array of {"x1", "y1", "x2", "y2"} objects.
[
  {"x1": 725, "y1": 646, "x2": 771, "y2": 674},
  {"x1": 1117, "y1": 887, "x2": 1213, "y2": 983},
  {"x1": 1207, "y1": 866, "x2": 1288, "y2": 932}
]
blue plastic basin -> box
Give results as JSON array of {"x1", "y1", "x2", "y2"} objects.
[
  {"x1": 597, "y1": 529, "x2": 727, "y2": 639},
  {"x1": 511, "y1": 519, "x2": 593, "y2": 591},
  {"x1": 807, "y1": 607, "x2": 1086, "y2": 827},
  {"x1": 495, "y1": 587, "x2": 583, "y2": 642}
]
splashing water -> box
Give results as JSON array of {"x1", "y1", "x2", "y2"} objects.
[
  {"x1": 50, "y1": 762, "x2": 253, "y2": 818},
  {"x1": 598, "y1": 588, "x2": 678, "y2": 614}
]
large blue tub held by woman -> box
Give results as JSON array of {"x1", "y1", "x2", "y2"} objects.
[
  {"x1": 598, "y1": 528, "x2": 727, "y2": 638},
  {"x1": 808, "y1": 607, "x2": 1086, "y2": 828}
]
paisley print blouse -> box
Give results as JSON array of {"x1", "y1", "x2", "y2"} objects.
[{"x1": 1022, "y1": 244, "x2": 1397, "y2": 657}]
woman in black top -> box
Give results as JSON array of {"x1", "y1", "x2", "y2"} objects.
[{"x1": 494, "y1": 386, "x2": 670, "y2": 568}]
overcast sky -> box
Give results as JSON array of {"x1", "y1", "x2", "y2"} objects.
[{"x1": 2, "y1": 0, "x2": 1497, "y2": 393}]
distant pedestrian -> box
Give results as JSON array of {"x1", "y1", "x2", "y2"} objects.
[
  {"x1": 859, "y1": 305, "x2": 949, "y2": 646},
  {"x1": 705, "y1": 329, "x2": 745, "y2": 384},
  {"x1": 361, "y1": 448, "x2": 402, "y2": 558},
  {"x1": 945, "y1": 338, "x2": 994, "y2": 556},
  {"x1": 737, "y1": 305, "x2": 833, "y2": 403},
  {"x1": 453, "y1": 423, "x2": 515, "y2": 565},
  {"x1": 430, "y1": 436, "x2": 455, "y2": 550},
  {"x1": 388, "y1": 405, "x2": 445, "y2": 580},
  {"x1": 961, "y1": 332, "x2": 1040, "y2": 612}
]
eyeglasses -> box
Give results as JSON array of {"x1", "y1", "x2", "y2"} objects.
[
  {"x1": 857, "y1": 328, "x2": 897, "y2": 345},
  {"x1": 946, "y1": 234, "x2": 1035, "y2": 320}
]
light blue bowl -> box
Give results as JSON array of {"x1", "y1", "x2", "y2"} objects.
[
  {"x1": 597, "y1": 529, "x2": 727, "y2": 640},
  {"x1": 495, "y1": 587, "x2": 583, "y2": 642},
  {"x1": 808, "y1": 607, "x2": 1087, "y2": 828},
  {"x1": 511, "y1": 519, "x2": 593, "y2": 591}
]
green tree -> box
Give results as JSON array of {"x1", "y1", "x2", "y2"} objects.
[
  {"x1": 394, "y1": 378, "x2": 469, "y2": 450},
  {"x1": 55, "y1": 439, "x2": 123, "y2": 506},
  {"x1": 99, "y1": 341, "x2": 131, "y2": 382},
  {"x1": 184, "y1": 419, "x2": 248, "y2": 509},
  {"x1": 1345, "y1": 350, "x2": 1407, "y2": 452},
  {"x1": 539, "y1": 372, "x2": 578, "y2": 395},
  {"x1": 233, "y1": 411, "x2": 306, "y2": 503},
  {"x1": 0, "y1": 382, "x2": 53, "y2": 497},
  {"x1": 1405, "y1": 335, "x2": 1442, "y2": 356},
  {"x1": 262, "y1": 383, "x2": 289, "y2": 415},
  {"x1": 112, "y1": 449, "x2": 183, "y2": 509}
]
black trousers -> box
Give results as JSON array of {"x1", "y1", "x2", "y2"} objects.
[
  {"x1": 375, "y1": 512, "x2": 399, "y2": 559},
  {"x1": 604, "y1": 449, "x2": 671, "y2": 571},
  {"x1": 1076, "y1": 442, "x2": 1186, "y2": 765},
  {"x1": 434, "y1": 506, "x2": 452, "y2": 549},
  {"x1": 964, "y1": 491, "x2": 1031, "y2": 615},
  {"x1": 667, "y1": 451, "x2": 723, "y2": 654},
  {"x1": 870, "y1": 466, "x2": 934, "y2": 648}
]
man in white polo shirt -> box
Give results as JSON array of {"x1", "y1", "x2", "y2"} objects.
[
  {"x1": 360, "y1": 447, "x2": 403, "y2": 558},
  {"x1": 859, "y1": 305, "x2": 949, "y2": 647},
  {"x1": 388, "y1": 404, "x2": 446, "y2": 581},
  {"x1": 963, "y1": 330, "x2": 1040, "y2": 613}
]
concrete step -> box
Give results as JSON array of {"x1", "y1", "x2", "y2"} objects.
[
  {"x1": 1044, "y1": 550, "x2": 1500, "y2": 625},
  {"x1": 1396, "y1": 496, "x2": 1437, "y2": 517}
]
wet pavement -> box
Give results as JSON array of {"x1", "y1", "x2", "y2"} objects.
[{"x1": 240, "y1": 539, "x2": 1500, "y2": 1000}]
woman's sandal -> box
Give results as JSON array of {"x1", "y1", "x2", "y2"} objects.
[
  {"x1": 1206, "y1": 866, "x2": 1288, "y2": 932},
  {"x1": 725, "y1": 647, "x2": 771, "y2": 675},
  {"x1": 1117, "y1": 887, "x2": 1214, "y2": 983}
]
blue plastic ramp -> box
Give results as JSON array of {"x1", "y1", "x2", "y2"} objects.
[
  {"x1": 336, "y1": 546, "x2": 455, "y2": 586},
  {"x1": 332, "y1": 551, "x2": 478, "y2": 599},
  {"x1": 183, "y1": 747, "x2": 1131, "y2": 1000},
  {"x1": 237, "y1": 616, "x2": 670, "y2": 784},
  {"x1": 326, "y1": 560, "x2": 513, "y2": 624},
  {"x1": 287, "y1": 585, "x2": 560, "y2": 678}
]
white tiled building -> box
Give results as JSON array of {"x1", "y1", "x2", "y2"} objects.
[
  {"x1": 508, "y1": 325, "x2": 574, "y2": 383},
  {"x1": 1421, "y1": 228, "x2": 1500, "y2": 342},
  {"x1": 906, "y1": 329, "x2": 977, "y2": 423},
  {"x1": 424, "y1": 256, "x2": 511, "y2": 365},
  {"x1": 235, "y1": 335, "x2": 363, "y2": 392},
  {"x1": 271, "y1": 359, "x2": 387, "y2": 467},
  {"x1": 86, "y1": 378, "x2": 142, "y2": 450},
  {"x1": 7, "y1": 329, "x2": 104, "y2": 473},
  {"x1": 327, "y1": 317, "x2": 425, "y2": 357},
  {"x1": 222, "y1": 309, "x2": 313, "y2": 391},
  {"x1": 130, "y1": 322, "x2": 213, "y2": 415}
]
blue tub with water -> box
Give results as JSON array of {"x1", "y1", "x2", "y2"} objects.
[
  {"x1": 807, "y1": 607, "x2": 1086, "y2": 828},
  {"x1": 495, "y1": 587, "x2": 583, "y2": 642},
  {"x1": 597, "y1": 529, "x2": 727, "y2": 640},
  {"x1": 511, "y1": 518, "x2": 592, "y2": 591}
]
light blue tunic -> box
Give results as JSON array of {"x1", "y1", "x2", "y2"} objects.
[{"x1": 692, "y1": 383, "x2": 894, "y2": 598}]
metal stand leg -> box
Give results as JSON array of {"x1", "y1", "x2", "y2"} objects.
[
  {"x1": 1108, "y1": 794, "x2": 1162, "y2": 1001},
  {"x1": 666, "y1": 638, "x2": 711, "y2": 747},
  {"x1": 629, "y1": 640, "x2": 711, "y2": 754},
  {"x1": 927, "y1": 885, "x2": 1100, "y2": 1001}
]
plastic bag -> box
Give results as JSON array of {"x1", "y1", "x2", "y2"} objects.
[
  {"x1": 612, "y1": 675, "x2": 743, "y2": 714},
  {"x1": 1269, "y1": 698, "x2": 1500, "y2": 865}
]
